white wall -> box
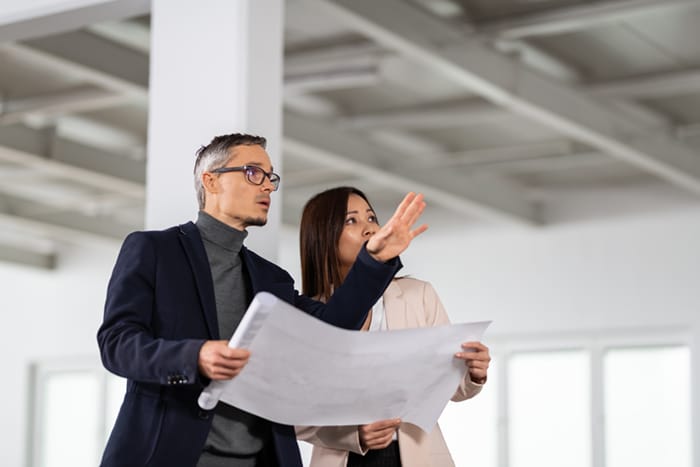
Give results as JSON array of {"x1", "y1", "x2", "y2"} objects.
[
  {"x1": 0, "y1": 239, "x2": 120, "y2": 467},
  {"x1": 399, "y1": 207, "x2": 700, "y2": 335}
]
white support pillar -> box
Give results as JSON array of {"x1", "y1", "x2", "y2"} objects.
[
  {"x1": 692, "y1": 328, "x2": 700, "y2": 467},
  {"x1": 147, "y1": 0, "x2": 284, "y2": 259}
]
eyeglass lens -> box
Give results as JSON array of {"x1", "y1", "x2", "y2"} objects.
[{"x1": 247, "y1": 166, "x2": 280, "y2": 189}]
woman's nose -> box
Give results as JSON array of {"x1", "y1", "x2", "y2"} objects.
[{"x1": 363, "y1": 224, "x2": 377, "y2": 237}]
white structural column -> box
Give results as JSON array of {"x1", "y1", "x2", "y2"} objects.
[
  {"x1": 694, "y1": 329, "x2": 700, "y2": 467},
  {"x1": 147, "y1": 0, "x2": 284, "y2": 258}
]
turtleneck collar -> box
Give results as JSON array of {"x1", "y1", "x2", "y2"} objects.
[{"x1": 195, "y1": 210, "x2": 248, "y2": 253}]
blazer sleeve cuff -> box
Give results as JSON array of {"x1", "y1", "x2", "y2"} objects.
[{"x1": 357, "y1": 242, "x2": 403, "y2": 272}]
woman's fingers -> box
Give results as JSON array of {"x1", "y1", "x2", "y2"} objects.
[{"x1": 359, "y1": 419, "x2": 401, "y2": 450}]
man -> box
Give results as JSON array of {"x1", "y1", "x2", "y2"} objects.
[{"x1": 97, "y1": 133, "x2": 427, "y2": 467}]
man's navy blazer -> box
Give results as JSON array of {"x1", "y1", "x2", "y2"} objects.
[{"x1": 97, "y1": 221, "x2": 400, "y2": 467}]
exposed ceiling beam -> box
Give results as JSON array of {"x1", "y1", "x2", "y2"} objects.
[
  {"x1": 0, "y1": 241, "x2": 55, "y2": 270},
  {"x1": 0, "y1": 205, "x2": 131, "y2": 245},
  {"x1": 366, "y1": 129, "x2": 448, "y2": 158},
  {"x1": 282, "y1": 39, "x2": 680, "y2": 130},
  {"x1": 19, "y1": 30, "x2": 149, "y2": 98},
  {"x1": 0, "y1": 0, "x2": 150, "y2": 43},
  {"x1": 285, "y1": 67, "x2": 380, "y2": 96},
  {"x1": 375, "y1": 139, "x2": 614, "y2": 173},
  {"x1": 337, "y1": 99, "x2": 510, "y2": 130},
  {"x1": 310, "y1": 0, "x2": 700, "y2": 196},
  {"x1": 409, "y1": 140, "x2": 573, "y2": 168},
  {"x1": 493, "y1": 39, "x2": 580, "y2": 82},
  {"x1": 0, "y1": 125, "x2": 145, "y2": 196},
  {"x1": 283, "y1": 93, "x2": 341, "y2": 117},
  {"x1": 0, "y1": 193, "x2": 135, "y2": 240},
  {"x1": 677, "y1": 122, "x2": 700, "y2": 140},
  {"x1": 56, "y1": 115, "x2": 147, "y2": 158},
  {"x1": 52, "y1": 134, "x2": 146, "y2": 185},
  {"x1": 12, "y1": 31, "x2": 380, "y2": 107},
  {"x1": 285, "y1": 41, "x2": 385, "y2": 76},
  {"x1": 413, "y1": 0, "x2": 466, "y2": 19},
  {"x1": 467, "y1": 151, "x2": 614, "y2": 173},
  {"x1": 481, "y1": 0, "x2": 700, "y2": 40},
  {"x1": 494, "y1": 34, "x2": 674, "y2": 131},
  {"x1": 87, "y1": 18, "x2": 151, "y2": 54},
  {"x1": 86, "y1": 19, "x2": 386, "y2": 97},
  {"x1": 0, "y1": 85, "x2": 128, "y2": 125},
  {"x1": 336, "y1": 96, "x2": 672, "y2": 134},
  {"x1": 285, "y1": 35, "x2": 681, "y2": 128},
  {"x1": 283, "y1": 111, "x2": 540, "y2": 226},
  {"x1": 588, "y1": 68, "x2": 700, "y2": 99}
]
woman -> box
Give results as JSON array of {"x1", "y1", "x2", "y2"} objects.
[{"x1": 296, "y1": 186, "x2": 490, "y2": 467}]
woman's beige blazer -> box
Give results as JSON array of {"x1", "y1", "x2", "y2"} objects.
[{"x1": 297, "y1": 277, "x2": 484, "y2": 467}]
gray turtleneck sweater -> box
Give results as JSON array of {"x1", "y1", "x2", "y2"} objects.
[{"x1": 196, "y1": 211, "x2": 271, "y2": 467}]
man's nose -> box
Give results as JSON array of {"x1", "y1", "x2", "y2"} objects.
[{"x1": 260, "y1": 177, "x2": 274, "y2": 192}]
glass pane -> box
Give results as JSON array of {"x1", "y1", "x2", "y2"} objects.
[
  {"x1": 440, "y1": 356, "x2": 498, "y2": 467},
  {"x1": 604, "y1": 346, "x2": 691, "y2": 467},
  {"x1": 508, "y1": 350, "x2": 591, "y2": 467},
  {"x1": 40, "y1": 371, "x2": 101, "y2": 467}
]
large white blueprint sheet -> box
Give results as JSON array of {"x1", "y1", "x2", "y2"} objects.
[{"x1": 198, "y1": 292, "x2": 490, "y2": 432}]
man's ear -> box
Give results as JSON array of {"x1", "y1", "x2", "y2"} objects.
[{"x1": 202, "y1": 172, "x2": 219, "y2": 195}]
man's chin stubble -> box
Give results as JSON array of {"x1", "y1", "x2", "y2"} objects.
[{"x1": 244, "y1": 217, "x2": 267, "y2": 227}]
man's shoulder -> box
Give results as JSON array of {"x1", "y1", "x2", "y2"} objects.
[
  {"x1": 126, "y1": 222, "x2": 194, "y2": 239},
  {"x1": 121, "y1": 222, "x2": 196, "y2": 248}
]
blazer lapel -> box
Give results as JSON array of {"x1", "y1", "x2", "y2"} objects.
[
  {"x1": 240, "y1": 247, "x2": 291, "y2": 301},
  {"x1": 178, "y1": 222, "x2": 219, "y2": 339}
]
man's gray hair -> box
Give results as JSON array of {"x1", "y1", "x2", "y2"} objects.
[{"x1": 193, "y1": 133, "x2": 267, "y2": 209}]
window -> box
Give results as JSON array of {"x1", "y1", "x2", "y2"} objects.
[
  {"x1": 30, "y1": 359, "x2": 124, "y2": 467},
  {"x1": 604, "y1": 346, "x2": 691, "y2": 467},
  {"x1": 36, "y1": 370, "x2": 102, "y2": 467},
  {"x1": 440, "y1": 356, "x2": 498, "y2": 467},
  {"x1": 508, "y1": 350, "x2": 591, "y2": 467}
]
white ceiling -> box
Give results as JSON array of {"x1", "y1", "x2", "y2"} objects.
[{"x1": 1, "y1": 0, "x2": 700, "y2": 269}]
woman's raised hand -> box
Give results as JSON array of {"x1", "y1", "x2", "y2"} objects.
[{"x1": 366, "y1": 192, "x2": 428, "y2": 262}]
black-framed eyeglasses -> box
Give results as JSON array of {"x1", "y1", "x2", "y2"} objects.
[{"x1": 211, "y1": 165, "x2": 281, "y2": 191}]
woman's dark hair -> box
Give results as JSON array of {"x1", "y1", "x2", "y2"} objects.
[{"x1": 300, "y1": 186, "x2": 375, "y2": 301}]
